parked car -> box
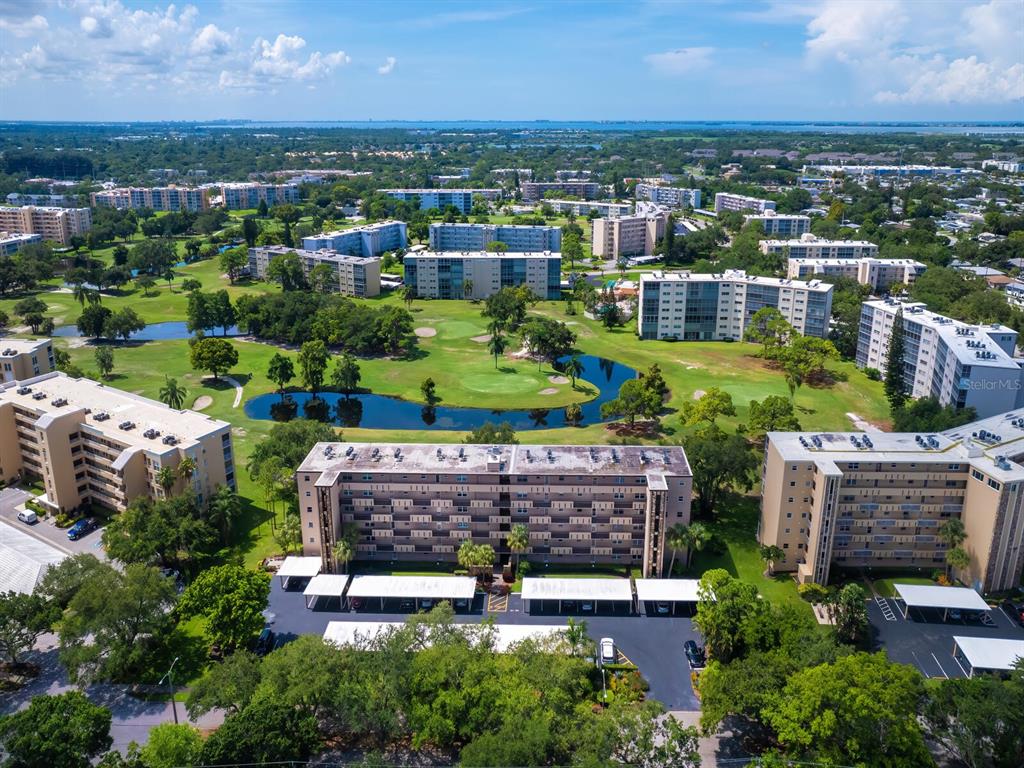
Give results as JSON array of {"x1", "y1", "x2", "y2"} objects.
[
  {"x1": 67, "y1": 517, "x2": 99, "y2": 540},
  {"x1": 655, "y1": 601, "x2": 671, "y2": 615},
  {"x1": 948, "y1": 608, "x2": 962, "y2": 621},
  {"x1": 400, "y1": 598, "x2": 415, "y2": 611},
  {"x1": 420, "y1": 599, "x2": 435, "y2": 610},
  {"x1": 1002, "y1": 600, "x2": 1024, "y2": 626},
  {"x1": 16, "y1": 509, "x2": 38, "y2": 525},
  {"x1": 562, "y1": 600, "x2": 578, "y2": 613},
  {"x1": 600, "y1": 637, "x2": 616, "y2": 664},
  {"x1": 581, "y1": 601, "x2": 594, "y2": 613},
  {"x1": 349, "y1": 597, "x2": 364, "y2": 610},
  {"x1": 454, "y1": 598, "x2": 469, "y2": 610},
  {"x1": 684, "y1": 640, "x2": 706, "y2": 668},
  {"x1": 254, "y1": 628, "x2": 275, "y2": 656}
]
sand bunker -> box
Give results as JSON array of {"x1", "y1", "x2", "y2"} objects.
[
  {"x1": 539, "y1": 388, "x2": 559, "y2": 395},
  {"x1": 470, "y1": 334, "x2": 492, "y2": 343},
  {"x1": 548, "y1": 375, "x2": 569, "y2": 384},
  {"x1": 192, "y1": 395, "x2": 213, "y2": 411},
  {"x1": 414, "y1": 327, "x2": 438, "y2": 338},
  {"x1": 692, "y1": 389, "x2": 706, "y2": 399}
]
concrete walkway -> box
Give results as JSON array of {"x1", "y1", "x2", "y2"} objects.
[{"x1": 204, "y1": 375, "x2": 243, "y2": 408}]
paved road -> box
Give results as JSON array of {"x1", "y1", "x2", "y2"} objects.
[
  {"x1": 1, "y1": 633, "x2": 223, "y2": 751},
  {"x1": 0, "y1": 487, "x2": 107, "y2": 559}
]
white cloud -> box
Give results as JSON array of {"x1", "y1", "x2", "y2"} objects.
[
  {"x1": 378, "y1": 56, "x2": 396, "y2": 75},
  {"x1": 219, "y1": 34, "x2": 349, "y2": 88},
  {"x1": 644, "y1": 47, "x2": 714, "y2": 75},
  {"x1": 410, "y1": 7, "x2": 530, "y2": 28},
  {"x1": 0, "y1": 13, "x2": 48, "y2": 37},
  {"x1": 190, "y1": 23, "x2": 232, "y2": 56},
  {"x1": 803, "y1": 0, "x2": 1023, "y2": 105}
]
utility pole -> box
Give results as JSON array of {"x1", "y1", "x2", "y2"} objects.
[{"x1": 160, "y1": 656, "x2": 180, "y2": 725}]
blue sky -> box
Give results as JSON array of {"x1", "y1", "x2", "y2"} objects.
[{"x1": 1, "y1": 0, "x2": 1021, "y2": 121}]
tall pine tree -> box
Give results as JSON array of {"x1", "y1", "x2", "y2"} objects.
[{"x1": 884, "y1": 308, "x2": 908, "y2": 413}]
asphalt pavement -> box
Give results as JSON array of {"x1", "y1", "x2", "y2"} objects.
[{"x1": 0, "y1": 486, "x2": 107, "y2": 559}]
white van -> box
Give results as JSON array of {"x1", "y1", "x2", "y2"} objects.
[{"x1": 17, "y1": 509, "x2": 38, "y2": 524}]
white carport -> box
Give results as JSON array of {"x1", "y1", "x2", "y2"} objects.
[
  {"x1": 303, "y1": 574, "x2": 351, "y2": 609},
  {"x1": 0, "y1": 521, "x2": 67, "y2": 595},
  {"x1": 521, "y1": 577, "x2": 634, "y2": 614},
  {"x1": 345, "y1": 574, "x2": 477, "y2": 611},
  {"x1": 634, "y1": 578, "x2": 707, "y2": 615},
  {"x1": 953, "y1": 636, "x2": 1024, "y2": 677},
  {"x1": 276, "y1": 556, "x2": 322, "y2": 588},
  {"x1": 894, "y1": 584, "x2": 989, "y2": 621},
  {"x1": 323, "y1": 621, "x2": 567, "y2": 651}
]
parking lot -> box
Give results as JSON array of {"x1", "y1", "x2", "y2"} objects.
[
  {"x1": 0, "y1": 487, "x2": 107, "y2": 559},
  {"x1": 869, "y1": 595, "x2": 1024, "y2": 679},
  {"x1": 264, "y1": 579, "x2": 702, "y2": 709}
]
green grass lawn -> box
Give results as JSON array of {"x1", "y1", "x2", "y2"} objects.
[
  {"x1": 682, "y1": 495, "x2": 808, "y2": 610},
  {"x1": 871, "y1": 575, "x2": 937, "y2": 598}
]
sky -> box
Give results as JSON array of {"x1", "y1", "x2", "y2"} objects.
[{"x1": 0, "y1": 0, "x2": 1022, "y2": 122}]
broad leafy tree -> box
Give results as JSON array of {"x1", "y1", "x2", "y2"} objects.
[
  {"x1": 298, "y1": 339, "x2": 329, "y2": 395},
  {"x1": 189, "y1": 337, "x2": 238, "y2": 381},
  {"x1": 683, "y1": 425, "x2": 759, "y2": 518},
  {"x1": 178, "y1": 564, "x2": 271, "y2": 651},
  {"x1": 0, "y1": 692, "x2": 111, "y2": 768},
  {"x1": 0, "y1": 591, "x2": 59, "y2": 664}
]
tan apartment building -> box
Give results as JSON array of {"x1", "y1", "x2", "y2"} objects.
[
  {"x1": 786, "y1": 256, "x2": 925, "y2": 290},
  {"x1": 248, "y1": 246, "x2": 381, "y2": 297},
  {"x1": 297, "y1": 443, "x2": 692, "y2": 577},
  {"x1": 0, "y1": 206, "x2": 92, "y2": 246},
  {"x1": 0, "y1": 339, "x2": 55, "y2": 382},
  {"x1": 759, "y1": 411, "x2": 1024, "y2": 593},
  {"x1": 0, "y1": 372, "x2": 235, "y2": 514},
  {"x1": 592, "y1": 208, "x2": 668, "y2": 260}
]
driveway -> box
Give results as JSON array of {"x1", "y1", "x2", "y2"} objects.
[{"x1": 0, "y1": 487, "x2": 107, "y2": 559}]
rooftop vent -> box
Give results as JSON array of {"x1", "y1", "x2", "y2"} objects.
[
  {"x1": 51, "y1": 397, "x2": 67, "y2": 407},
  {"x1": 118, "y1": 421, "x2": 135, "y2": 431},
  {"x1": 324, "y1": 445, "x2": 336, "y2": 459},
  {"x1": 345, "y1": 446, "x2": 354, "y2": 456},
  {"x1": 94, "y1": 411, "x2": 109, "y2": 422},
  {"x1": 161, "y1": 435, "x2": 178, "y2": 445},
  {"x1": 31, "y1": 391, "x2": 46, "y2": 400},
  {"x1": 15, "y1": 386, "x2": 31, "y2": 395},
  {"x1": 2, "y1": 348, "x2": 16, "y2": 356},
  {"x1": 143, "y1": 428, "x2": 161, "y2": 439}
]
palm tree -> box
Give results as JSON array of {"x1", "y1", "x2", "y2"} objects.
[
  {"x1": 684, "y1": 522, "x2": 711, "y2": 568},
  {"x1": 462, "y1": 279, "x2": 474, "y2": 300},
  {"x1": 938, "y1": 519, "x2": 967, "y2": 579},
  {"x1": 155, "y1": 466, "x2": 177, "y2": 495},
  {"x1": 507, "y1": 523, "x2": 529, "y2": 573},
  {"x1": 72, "y1": 283, "x2": 96, "y2": 307},
  {"x1": 759, "y1": 544, "x2": 785, "y2": 576},
  {"x1": 177, "y1": 456, "x2": 197, "y2": 483},
  {"x1": 486, "y1": 319, "x2": 505, "y2": 337},
  {"x1": 159, "y1": 376, "x2": 187, "y2": 410},
  {"x1": 565, "y1": 618, "x2": 589, "y2": 658},
  {"x1": 401, "y1": 286, "x2": 416, "y2": 310},
  {"x1": 945, "y1": 547, "x2": 970, "y2": 580},
  {"x1": 665, "y1": 524, "x2": 689, "y2": 577},
  {"x1": 487, "y1": 331, "x2": 508, "y2": 369},
  {"x1": 333, "y1": 537, "x2": 355, "y2": 574},
  {"x1": 208, "y1": 486, "x2": 242, "y2": 545},
  {"x1": 564, "y1": 355, "x2": 584, "y2": 389}
]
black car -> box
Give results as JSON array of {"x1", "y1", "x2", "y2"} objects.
[
  {"x1": 684, "y1": 640, "x2": 705, "y2": 668},
  {"x1": 254, "y1": 628, "x2": 275, "y2": 656},
  {"x1": 1002, "y1": 600, "x2": 1024, "y2": 627}
]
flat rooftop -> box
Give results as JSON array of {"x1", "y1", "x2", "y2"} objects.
[
  {"x1": 323, "y1": 621, "x2": 568, "y2": 652},
  {"x1": 379, "y1": 188, "x2": 501, "y2": 194},
  {"x1": 405, "y1": 250, "x2": 560, "y2": 260},
  {"x1": 307, "y1": 220, "x2": 404, "y2": 237},
  {"x1": 634, "y1": 578, "x2": 706, "y2": 603},
  {"x1": 251, "y1": 245, "x2": 379, "y2": 265},
  {"x1": 0, "y1": 520, "x2": 66, "y2": 595},
  {"x1": 429, "y1": 222, "x2": 559, "y2": 230},
  {"x1": 744, "y1": 211, "x2": 808, "y2": 219},
  {"x1": 345, "y1": 575, "x2": 477, "y2": 600},
  {"x1": 641, "y1": 269, "x2": 831, "y2": 293},
  {"x1": 895, "y1": 584, "x2": 989, "y2": 611},
  {"x1": 866, "y1": 299, "x2": 1020, "y2": 370},
  {"x1": 298, "y1": 442, "x2": 690, "y2": 479},
  {"x1": 788, "y1": 257, "x2": 923, "y2": 267},
  {"x1": 521, "y1": 577, "x2": 633, "y2": 602},
  {"x1": 764, "y1": 237, "x2": 878, "y2": 248},
  {"x1": 0, "y1": 337, "x2": 50, "y2": 356},
  {"x1": 0, "y1": 371, "x2": 230, "y2": 454}
]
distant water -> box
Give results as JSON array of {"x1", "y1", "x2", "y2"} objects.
[{"x1": 191, "y1": 120, "x2": 1024, "y2": 135}]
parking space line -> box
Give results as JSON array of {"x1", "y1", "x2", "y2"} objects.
[
  {"x1": 931, "y1": 653, "x2": 949, "y2": 679},
  {"x1": 616, "y1": 650, "x2": 634, "y2": 666},
  {"x1": 909, "y1": 651, "x2": 930, "y2": 678},
  {"x1": 486, "y1": 592, "x2": 508, "y2": 613},
  {"x1": 953, "y1": 653, "x2": 969, "y2": 677},
  {"x1": 876, "y1": 596, "x2": 898, "y2": 621}
]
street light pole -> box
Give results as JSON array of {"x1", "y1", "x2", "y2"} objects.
[{"x1": 160, "y1": 656, "x2": 180, "y2": 725}]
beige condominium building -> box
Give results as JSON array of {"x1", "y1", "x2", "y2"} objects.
[
  {"x1": 761, "y1": 234, "x2": 879, "y2": 259},
  {"x1": 0, "y1": 371, "x2": 235, "y2": 514},
  {"x1": 760, "y1": 411, "x2": 1024, "y2": 593},
  {"x1": 786, "y1": 257, "x2": 925, "y2": 290},
  {"x1": 592, "y1": 206, "x2": 668, "y2": 260},
  {"x1": 0, "y1": 339, "x2": 55, "y2": 382},
  {"x1": 0, "y1": 206, "x2": 92, "y2": 246},
  {"x1": 297, "y1": 443, "x2": 692, "y2": 577},
  {"x1": 248, "y1": 246, "x2": 381, "y2": 297}
]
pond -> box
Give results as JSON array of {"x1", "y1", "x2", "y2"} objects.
[
  {"x1": 243, "y1": 354, "x2": 639, "y2": 431},
  {"x1": 53, "y1": 321, "x2": 241, "y2": 341}
]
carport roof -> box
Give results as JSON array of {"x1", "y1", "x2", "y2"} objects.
[
  {"x1": 0, "y1": 521, "x2": 66, "y2": 595},
  {"x1": 322, "y1": 621, "x2": 567, "y2": 651},
  {"x1": 277, "y1": 556, "x2": 322, "y2": 579},
  {"x1": 634, "y1": 578, "x2": 706, "y2": 603},
  {"x1": 954, "y1": 636, "x2": 1024, "y2": 672},
  {"x1": 303, "y1": 574, "x2": 350, "y2": 597},
  {"x1": 346, "y1": 574, "x2": 477, "y2": 600},
  {"x1": 521, "y1": 577, "x2": 633, "y2": 602},
  {"x1": 895, "y1": 584, "x2": 989, "y2": 611}
]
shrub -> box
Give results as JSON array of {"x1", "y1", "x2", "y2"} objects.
[{"x1": 864, "y1": 367, "x2": 882, "y2": 381}]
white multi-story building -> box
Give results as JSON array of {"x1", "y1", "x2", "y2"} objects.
[
  {"x1": 761, "y1": 234, "x2": 879, "y2": 259},
  {"x1": 714, "y1": 192, "x2": 776, "y2": 214},
  {"x1": 248, "y1": 246, "x2": 381, "y2": 297},
  {"x1": 745, "y1": 211, "x2": 811, "y2": 237},
  {"x1": 91, "y1": 186, "x2": 212, "y2": 212},
  {"x1": 220, "y1": 183, "x2": 299, "y2": 210},
  {"x1": 428, "y1": 223, "x2": 561, "y2": 252},
  {"x1": 787, "y1": 257, "x2": 925, "y2": 290},
  {"x1": 592, "y1": 208, "x2": 669, "y2": 260},
  {"x1": 543, "y1": 200, "x2": 633, "y2": 218},
  {"x1": 0, "y1": 206, "x2": 91, "y2": 246},
  {"x1": 404, "y1": 251, "x2": 562, "y2": 300},
  {"x1": 638, "y1": 270, "x2": 833, "y2": 341},
  {"x1": 521, "y1": 181, "x2": 602, "y2": 202},
  {"x1": 0, "y1": 232, "x2": 43, "y2": 256},
  {"x1": 302, "y1": 220, "x2": 407, "y2": 258},
  {"x1": 635, "y1": 184, "x2": 701, "y2": 210},
  {"x1": 856, "y1": 299, "x2": 1024, "y2": 418},
  {"x1": 982, "y1": 160, "x2": 1023, "y2": 173},
  {"x1": 379, "y1": 189, "x2": 502, "y2": 214},
  {"x1": 802, "y1": 164, "x2": 964, "y2": 177}
]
